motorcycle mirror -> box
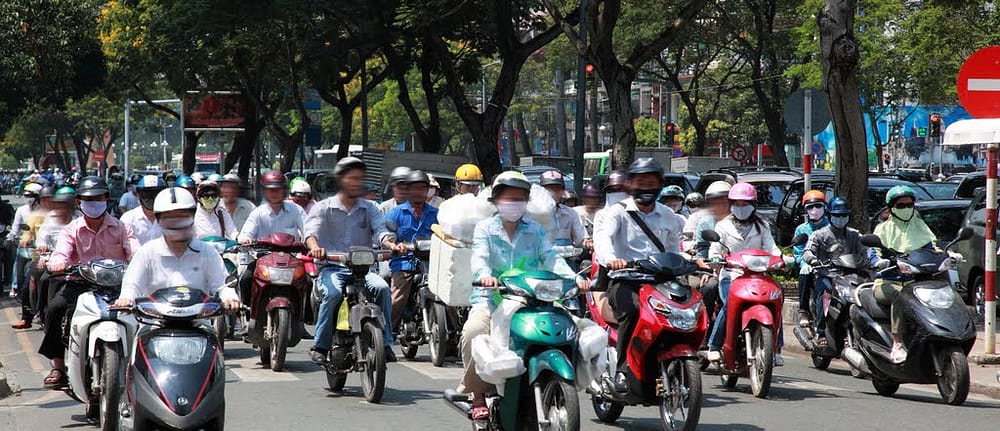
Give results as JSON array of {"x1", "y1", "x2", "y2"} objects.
[
  {"x1": 701, "y1": 229, "x2": 720, "y2": 243},
  {"x1": 860, "y1": 234, "x2": 884, "y2": 249},
  {"x1": 791, "y1": 233, "x2": 809, "y2": 246},
  {"x1": 956, "y1": 227, "x2": 974, "y2": 242}
]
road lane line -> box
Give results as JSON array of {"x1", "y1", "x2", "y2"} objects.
[
  {"x1": 225, "y1": 356, "x2": 300, "y2": 382},
  {"x1": 3, "y1": 304, "x2": 44, "y2": 372},
  {"x1": 395, "y1": 361, "x2": 463, "y2": 380}
]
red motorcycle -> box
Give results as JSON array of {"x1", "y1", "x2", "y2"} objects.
[
  {"x1": 586, "y1": 252, "x2": 709, "y2": 431},
  {"x1": 701, "y1": 231, "x2": 786, "y2": 398},
  {"x1": 244, "y1": 232, "x2": 312, "y2": 371}
]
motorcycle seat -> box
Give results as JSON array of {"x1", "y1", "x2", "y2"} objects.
[{"x1": 858, "y1": 288, "x2": 890, "y2": 321}]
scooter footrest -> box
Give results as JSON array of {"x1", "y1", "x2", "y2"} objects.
[{"x1": 444, "y1": 389, "x2": 471, "y2": 403}]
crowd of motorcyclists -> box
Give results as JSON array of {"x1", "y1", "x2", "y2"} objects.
[{"x1": 0, "y1": 154, "x2": 972, "y2": 429}]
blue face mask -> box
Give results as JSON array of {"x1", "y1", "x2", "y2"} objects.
[
  {"x1": 830, "y1": 215, "x2": 850, "y2": 229},
  {"x1": 731, "y1": 205, "x2": 755, "y2": 221}
]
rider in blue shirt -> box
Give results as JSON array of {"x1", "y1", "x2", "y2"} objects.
[{"x1": 383, "y1": 170, "x2": 439, "y2": 332}]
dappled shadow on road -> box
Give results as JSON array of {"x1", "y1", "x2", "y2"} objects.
[
  {"x1": 323, "y1": 387, "x2": 442, "y2": 406},
  {"x1": 59, "y1": 414, "x2": 95, "y2": 428},
  {"x1": 37, "y1": 398, "x2": 77, "y2": 409},
  {"x1": 588, "y1": 416, "x2": 766, "y2": 431}
]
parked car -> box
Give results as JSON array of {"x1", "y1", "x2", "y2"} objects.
[
  {"x1": 954, "y1": 170, "x2": 986, "y2": 199},
  {"x1": 517, "y1": 165, "x2": 575, "y2": 191},
  {"x1": 954, "y1": 189, "x2": 998, "y2": 315},
  {"x1": 919, "y1": 181, "x2": 959, "y2": 199},
  {"x1": 775, "y1": 177, "x2": 934, "y2": 245},
  {"x1": 695, "y1": 168, "x2": 822, "y2": 230}
]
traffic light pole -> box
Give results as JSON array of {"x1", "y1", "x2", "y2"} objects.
[
  {"x1": 986, "y1": 143, "x2": 998, "y2": 355},
  {"x1": 572, "y1": 0, "x2": 588, "y2": 193},
  {"x1": 803, "y1": 89, "x2": 813, "y2": 191}
]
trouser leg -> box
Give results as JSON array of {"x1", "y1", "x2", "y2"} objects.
[
  {"x1": 390, "y1": 271, "x2": 415, "y2": 330},
  {"x1": 814, "y1": 276, "x2": 832, "y2": 335},
  {"x1": 798, "y1": 273, "x2": 814, "y2": 312},
  {"x1": 365, "y1": 273, "x2": 394, "y2": 346},
  {"x1": 38, "y1": 281, "x2": 77, "y2": 360},
  {"x1": 609, "y1": 280, "x2": 639, "y2": 368},
  {"x1": 707, "y1": 276, "x2": 732, "y2": 349},
  {"x1": 459, "y1": 306, "x2": 493, "y2": 395},
  {"x1": 238, "y1": 260, "x2": 256, "y2": 304},
  {"x1": 312, "y1": 268, "x2": 347, "y2": 352}
]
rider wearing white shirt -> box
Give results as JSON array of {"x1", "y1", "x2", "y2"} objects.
[
  {"x1": 119, "y1": 175, "x2": 165, "y2": 244},
  {"x1": 237, "y1": 171, "x2": 305, "y2": 302},
  {"x1": 193, "y1": 181, "x2": 238, "y2": 240}
]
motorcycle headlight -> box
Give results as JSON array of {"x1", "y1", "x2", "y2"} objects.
[
  {"x1": 742, "y1": 255, "x2": 771, "y2": 273},
  {"x1": 914, "y1": 286, "x2": 955, "y2": 308},
  {"x1": 897, "y1": 261, "x2": 919, "y2": 275},
  {"x1": 81, "y1": 260, "x2": 127, "y2": 287},
  {"x1": 349, "y1": 250, "x2": 376, "y2": 266},
  {"x1": 263, "y1": 267, "x2": 296, "y2": 286},
  {"x1": 527, "y1": 278, "x2": 565, "y2": 302},
  {"x1": 647, "y1": 297, "x2": 700, "y2": 331},
  {"x1": 149, "y1": 336, "x2": 207, "y2": 365}
]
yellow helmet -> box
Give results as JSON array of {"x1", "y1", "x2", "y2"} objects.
[{"x1": 455, "y1": 164, "x2": 483, "y2": 184}]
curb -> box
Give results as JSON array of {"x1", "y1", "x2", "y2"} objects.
[
  {"x1": 0, "y1": 360, "x2": 12, "y2": 400},
  {"x1": 970, "y1": 354, "x2": 1000, "y2": 365}
]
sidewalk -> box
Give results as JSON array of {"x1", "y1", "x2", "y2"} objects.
[{"x1": 779, "y1": 299, "x2": 1000, "y2": 399}]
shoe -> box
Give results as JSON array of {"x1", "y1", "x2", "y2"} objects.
[
  {"x1": 10, "y1": 319, "x2": 31, "y2": 329},
  {"x1": 890, "y1": 342, "x2": 907, "y2": 364},
  {"x1": 706, "y1": 349, "x2": 722, "y2": 362},
  {"x1": 798, "y1": 310, "x2": 811, "y2": 327},
  {"x1": 613, "y1": 371, "x2": 629, "y2": 393},
  {"x1": 310, "y1": 348, "x2": 329, "y2": 364},
  {"x1": 773, "y1": 353, "x2": 784, "y2": 367},
  {"x1": 384, "y1": 346, "x2": 397, "y2": 363}
]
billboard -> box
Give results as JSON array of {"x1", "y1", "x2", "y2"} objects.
[{"x1": 183, "y1": 92, "x2": 246, "y2": 131}]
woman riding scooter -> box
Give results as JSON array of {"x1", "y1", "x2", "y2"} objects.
[{"x1": 706, "y1": 182, "x2": 786, "y2": 366}]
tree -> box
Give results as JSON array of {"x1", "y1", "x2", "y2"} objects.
[
  {"x1": 544, "y1": 0, "x2": 709, "y2": 169},
  {"x1": 634, "y1": 118, "x2": 661, "y2": 147},
  {"x1": 819, "y1": 0, "x2": 868, "y2": 229}
]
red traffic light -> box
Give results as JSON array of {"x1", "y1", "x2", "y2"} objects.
[
  {"x1": 665, "y1": 123, "x2": 678, "y2": 133},
  {"x1": 585, "y1": 64, "x2": 595, "y2": 74},
  {"x1": 929, "y1": 113, "x2": 941, "y2": 123}
]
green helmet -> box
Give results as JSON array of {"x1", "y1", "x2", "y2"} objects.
[
  {"x1": 54, "y1": 186, "x2": 76, "y2": 203},
  {"x1": 884, "y1": 185, "x2": 916, "y2": 206}
]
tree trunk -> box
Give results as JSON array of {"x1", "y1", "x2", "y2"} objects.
[
  {"x1": 554, "y1": 69, "x2": 569, "y2": 156},
  {"x1": 276, "y1": 136, "x2": 300, "y2": 173},
  {"x1": 589, "y1": 80, "x2": 600, "y2": 152},
  {"x1": 515, "y1": 112, "x2": 532, "y2": 157},
  {"x1": 334, "y1": 102, "x2": 353, "y2": 160},
  {"x1": 820, "y1": 0, "x2": 868, "y2": 230},
  {"x1": 604, "y1": 72, "x2": 638, "y2": 170},
  {"x1": 183, "y1": 131, "x2": 200, "y2": 175}
]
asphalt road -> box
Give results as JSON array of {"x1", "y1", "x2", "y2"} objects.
[{"x1": 1, "y1": 295, "x2": 998, "y2": 431}]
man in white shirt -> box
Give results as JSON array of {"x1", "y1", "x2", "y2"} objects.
[
  {"x1": 119, "y1": 175, "x2": 165, "y2": 244},
  {"x1": 117, "y1": 175, "x2": 140, "y2": 215},
  {"x1": 237, "y1": 171, "x2": 305, "y2": 302},
  {"x1": 115, "y1": 187, "x2": 240, "y2": 310},
  {"x1": 377, "y1": 166, "x2": 411, "y2": 215},
  {"x1": 193, "y1": 181, "x2": 238, "y2": 240},
  {"x1": 220, "y1": 174, "x2": 256, "y2": 230},
  {"x1": 7, "y1": 183, "x2": 41, "y2": 301}
]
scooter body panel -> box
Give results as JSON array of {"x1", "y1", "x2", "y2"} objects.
[
  {"x1": 66, "y1": 290, "x2": 136, "y2": 404},
  {"x1": 722, "y1": 274, "x2": 782, "y2": 370}
]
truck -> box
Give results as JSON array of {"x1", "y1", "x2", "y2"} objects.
[
  {"x1": 583, "y1": 148, "x2": 673, "y2": 180},
  {"x1": 669, "y1": 156, "x2": 732, "y2": 174}
]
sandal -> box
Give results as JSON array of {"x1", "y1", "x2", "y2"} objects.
[
  {"x1": 43, "y1": 368, "x2": 67, "y2": 389},
  {"x1": 471, "y1": 406, "x2": 490, "y2": 421},
  {"x1": 10, "y1": 320, "x2": 31, "y2": 329}
]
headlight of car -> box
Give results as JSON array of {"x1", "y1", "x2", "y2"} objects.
[
  {"x1": 914, "y1": 286, "x2": 955, "y2": 308},
  {"x1": 349, "y1": 251, "x2": 376, "y2": 266},
  {"x1": 264, "y1": 267, "x2": 296, "y2": 285},
  {"x1": 528, "y1": 278, "x2": 565, "y2": 302},
  {"x1": 149, "y1": 336, "x2": 207, "y2": 365}
]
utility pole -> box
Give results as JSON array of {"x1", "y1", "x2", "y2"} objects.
[{"x1": 572, "y1": 0, "x2": 588, "y2": 194}]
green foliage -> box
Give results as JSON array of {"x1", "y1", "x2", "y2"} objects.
[{"x1": 634, "y1": 117, "x2": 660, "y2": 147}]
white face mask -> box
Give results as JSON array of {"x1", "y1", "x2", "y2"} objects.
[
  {"x1": 731, "y1": 204, "x2": 755, "y2": 221},
  {"x1": 496, "y1": 201, "x2": 527, "y2": 222},
  {"x1": 160, "y1": 216, "x2": 195, "y2": 243},
  {"x1": 427, "y1": 188, "x2": 437, "y2": 198},
  {"x1": 605, "y1": 192, "x2": 628, "y2": 207},
  {"x1": 79, "y1": 201, "x2": 107, "y2": 219},
  {"x1": 806, "y1": 206, "x2": 826, "y2": 222},
  {"x1": 667, "y1": 202, "x2": 683, "y2": 213}
]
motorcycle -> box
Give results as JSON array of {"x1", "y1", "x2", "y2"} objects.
[
  {"x1": 396, "y1": 238, "x2": 432, "y2": 360},
  {"x1": 62, "y1": 259, "x2": 135, "y2": 430},
  {"x1": 848, "y1": 228, "x2": 976, "y2": 405},
  {"x1": 586, "y1": 252, "x2": 708, "y2": 431},
  {"x1": 307, "y1": 247, "x2": 393, "y2": 403},
  {"x1": 700, "y1": 230, "x2": 787, "y2": 398},
  {"x1": 115, "y1": 286, "x2": 235, "y2": 431},
  {"x1": 201, "y1": 236, "x2": 240, "y2": 343},
  {"x1": 243, "y1": 232, "x2": 311, "y2": 371},
  {"x1": 789, "y1": 234, "x2": 871, "y2": 375},
  {"x1": 444, "y1": 270, "x2": 581, "y2": 431}
]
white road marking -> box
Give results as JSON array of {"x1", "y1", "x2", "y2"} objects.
[
  {"x1": 3, "y1": 304, "x2": 44, "y2": 372},
  {"x1": 225, "y1": 356, "x2": 301, "y2": 382},
  {"x1": 968, "y1": 78, "x2": 1000, "y2": 91},
  {"x1": 395, "y1": 361, "x2": 463, "y2": 380}
]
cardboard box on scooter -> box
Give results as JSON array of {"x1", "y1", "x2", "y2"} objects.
[{"x1": 429, "y1": 226, "x2": 473, "y2": 307}]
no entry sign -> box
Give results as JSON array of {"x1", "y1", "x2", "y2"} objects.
[{"x1": 957, "y1": 46, "x2": 1000, "y2": 118}]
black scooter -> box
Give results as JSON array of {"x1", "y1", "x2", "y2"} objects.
[
  {"x1": 116, "y1": 287, "x2": 236, "y2": 431},
  {"x1": 848, "y1": 228, "x2": 976, "y2": 405},
  {"x1": 790, "y1": 234, "x2": 871, "y2": 375}
]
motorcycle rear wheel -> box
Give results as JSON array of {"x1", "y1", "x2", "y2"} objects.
[
  {"x1": 359, "y1": 321, "x2": 386, "y2": 403},
  {"x1": 540, "y1": 376, "x2": 580, "y2": 431},
  {"x1": 748, "y1": 325, "x2": 774, "y2": 399},
  {"x1": 326, "y1": 370, "x2": 347, "y2": 392},
  {"x1": 400, "y1": 341, "x2": 418, "y2": 360},
  {"x1": 270, "y1": 308, "x2": 291, "y2": 371},
  {"x1": 811, "y1": 353, "x2": 832, "y2": 370},
  {"x1": 659, "y1": 359, "x2": 702, "y2": 431},
  {"x1": 591, "y1": 395, "x2": 625, "y2": 423},
  {"x1": 936, "y1": 346, "x2": 970, "y2": 405},
  {"x1": 872, "y1": 378, "x2": 899, "y2": 397},
  {"x1": 429, "y1": 302, "x2": 448, "y2": 367},
  {"x1": 98, "y1": 343, "x2": 123, "y2": 431}
]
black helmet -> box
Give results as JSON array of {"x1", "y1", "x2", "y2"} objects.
[
  {"x1": 39, "y1": 186, "x2": 56, "y2": 199},
  {"x1": 333, "y1": 157, "x2": 366, "y2": 177},
  {"x1": 403, "y1": 170, "x2": 430, "y2": 186},
  {"x1": 539, "y1": 170, "x2": 565, "y2": 187},
  {"x1": 627, "y1": 158, "x2": 664, "y2": 179},
  {"x1": 604, "y1": 170, "x2": 628, "y2": 191},
  {"x1": 76, "y1": 176, "x2": 109, "y2": 197}
]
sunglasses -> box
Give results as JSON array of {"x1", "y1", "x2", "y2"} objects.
[
  {"x1": 893, "y1": 202, "x2": 914, "y2": 209},
  {"x1": 805, "y1": 203, "x2": 826, "y2": 210},
  {"x1": 292, "y1": 192, "x2": 312, "y2": 198}
]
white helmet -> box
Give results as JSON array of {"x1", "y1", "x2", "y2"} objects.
[
  {"x1": 190, "y1": 172, "x2": 206, "y2": 184},
  {"x1": 705, "y1": 181, "x2": 733, "y2": 199},
  {"x1": 290, "y1": 180, "x2": 312, "y2": 195},
  {"x1": 153, "y1": 187, "x2": 197, "y2": 215}
]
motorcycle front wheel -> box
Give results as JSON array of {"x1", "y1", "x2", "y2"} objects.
[
  {"x1": 748, "y1": 325, "x2": 774, "y2": 398},
  {"x1": 326, "y1": 370, "x2": 347, "y2": 392},
  {"x1": 98, "y1": 343, "x2": 123, "y2": 431},
  {"x1": 936, "y1": 345, "x2": 970, "y2": 405},
  {"x1": 359, "y1": 321, "x2": 386, "y2": 403},
  {"x1": 660, "y1": 359, "x2": 702, "y2": 431},
  {"x1": 429, "y1": 302, "x2": 448, "y2": 367},
  {"x1": 214, "y1": 316, "x2": 228, "y2": 354},
  {"x1": 539, "y1": 376, "x2": 580, "y2": 431},
  {"x1": 269, "y1": 308, "x2": 291, "y2": 371}
]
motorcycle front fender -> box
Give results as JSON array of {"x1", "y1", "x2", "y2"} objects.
[
  {"x1": 265, "y1": 296, "x2": 292, "y2": 313},
  {"x1": 87, "y1": 320, "x2": 128, "y2": 359},
  {"x1": 350, "y1": 303, "x2": 386, "y2": 333},
  {"x1": 527, "y1": 349, "x2": 576, "y2": 385},
  {"x1": 740, "y1": 304, "x2": 775, "y2": 331}
]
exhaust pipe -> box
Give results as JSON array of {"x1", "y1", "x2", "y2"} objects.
[
  {"x1": 792, "y1": 326, "x2": 815, "y2": 351},
  {"x1": 841, "y1": 347, "x2": 870, "y2": 375}
]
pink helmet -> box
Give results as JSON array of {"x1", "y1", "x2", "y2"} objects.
[{"x1": 728, "y1": 182, "x2": 757, "y2": 202}]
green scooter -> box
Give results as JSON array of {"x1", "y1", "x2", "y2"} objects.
[{"x1": 444, "y1": 269, "x2": 582, "y2": 431}]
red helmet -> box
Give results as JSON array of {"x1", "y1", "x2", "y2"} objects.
[{"x1": 261, "y1": 170, "x2": 286, "y2": 189}]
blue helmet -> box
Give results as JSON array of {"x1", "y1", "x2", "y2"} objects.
[
  {"x1": 828, "y1": 196, "x2": 850, "y2": 215},
  {"x1": 175, "y1": 175, "x2": 195, "y2": 189}
]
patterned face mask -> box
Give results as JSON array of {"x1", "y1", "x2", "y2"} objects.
[{"x1": 199, "y1": 196, "x2": 219, "y2": 211}]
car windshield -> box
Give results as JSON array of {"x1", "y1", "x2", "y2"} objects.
[
  {"x1": 748, "y1": 181, "x2": 789, "y2": 208},
  {"x1": 918, "y1": 207, "x2": 965, "y2": 242},
  {"x1": 920, "y1": 183, "x2": 958, "y2": 199}
]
